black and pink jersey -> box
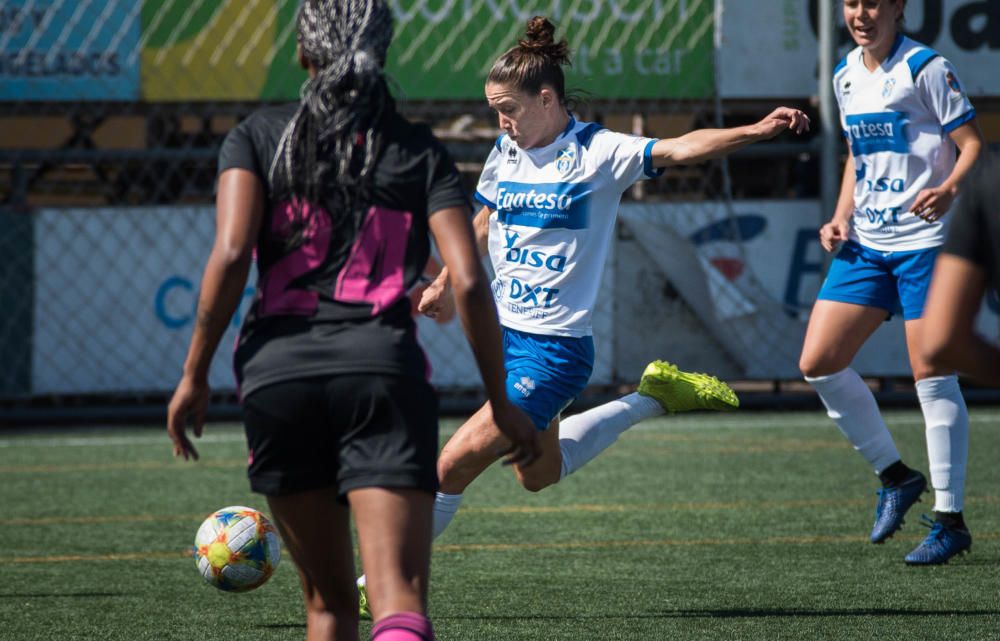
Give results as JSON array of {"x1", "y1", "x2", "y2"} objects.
[{"x1": 218, "y1": 101, "x2": 470, "y2": 398}]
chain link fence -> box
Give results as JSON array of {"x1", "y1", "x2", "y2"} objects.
[{"x1": 10, "y1": 0, "x2": 990, "y2": 415}]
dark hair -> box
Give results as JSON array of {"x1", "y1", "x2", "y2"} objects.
[
  {"x1": 269, "y1": 0, "x2": 393, "y2": 251},
  {"x1": 487, "y1": 16, "x2": 571, "y2": 102}
]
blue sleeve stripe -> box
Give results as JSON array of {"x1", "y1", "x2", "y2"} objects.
[
  {"x1": 474, "y1": 191, "x2": 496, "y2": 210},
  {"x1": 841, "y1": 129, "x2": 849, "y2": 139},
  {"x1": 643, "y1": 139, "x2": 665, "y2": 178},
  {"x1": 907, "y1": 48, "x2": 939, "y2": 80},
  {"x1": 833, "y1": 56, "x2": 848, "y2": 76},
  {"x1": 943, "y1": 109, "x2": 976, "y2": 133},
  {"x1": 494, "y1": 134, "x2": 505, "y2": 152}
]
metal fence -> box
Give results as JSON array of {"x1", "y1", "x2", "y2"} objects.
[{"x1": 3, "y1": 0, "x2": 996, "y2": 416}]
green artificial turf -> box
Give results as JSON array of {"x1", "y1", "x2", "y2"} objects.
[{"x1": 2, "y1": 410, "x2": 999, "y2": 640}]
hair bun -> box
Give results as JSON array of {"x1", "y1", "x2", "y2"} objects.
[
  {"x1": 518, "y1": 16, "x2": 570, "y2": 66},
  {"x1": 521, "y1": 16, "x2": 555, "y2": 48}
]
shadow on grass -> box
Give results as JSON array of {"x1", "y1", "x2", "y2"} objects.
[{"x1": 438, "y1": 607, "x2": 1000, "y2": 621}]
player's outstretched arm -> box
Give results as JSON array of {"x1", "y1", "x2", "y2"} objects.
[
  {"x1": 652, "y1": 107, "x2": 810, "y2": 167},
  {"x1": 167, "y1": 169, "x2": 264, "y2": 460}
]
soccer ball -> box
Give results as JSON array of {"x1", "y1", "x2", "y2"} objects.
[{"x1": 194, "y1": 506, "x2": 281, "y2": 592}]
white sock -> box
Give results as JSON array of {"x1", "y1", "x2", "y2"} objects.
[
  {"x1": 558, "y1": 392, "x2": 664, "y2": 479},
  {"x1": 431, "y1": 491, "x2": 463, "y2": 539},
  {"x1": 358, "y1": 491, "x2": 464, "y2": 589},
  {"x1": 916, "y1": 375, "x2": 969, "y2": 513},
  {"x1": 805, "y1": 368, "x2": 900, "y2": 474}
]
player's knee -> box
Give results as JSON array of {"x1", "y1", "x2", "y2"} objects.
[
  {"x1": 800, "y1": 352, "x2": 837, "y2": 379},
  {"x1": 799, "y1": 354, "x2": 821, "y2": 379}
]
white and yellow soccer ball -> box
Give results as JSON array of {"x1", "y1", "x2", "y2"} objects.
[{"x1": 194, "y1": 506, "x2": 281, "y2": 592}]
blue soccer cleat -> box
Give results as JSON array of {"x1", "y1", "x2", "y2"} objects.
[
  {"x1": 870, "y1": 469, "x2": 927, "y2": 544},
  {"x1": 904, "y1": 515, "x2": 972, "y2": 565}
]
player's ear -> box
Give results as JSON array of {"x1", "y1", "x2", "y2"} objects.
[{"x1": 539, "y1": 87, "x2": 554, "y2": 110}]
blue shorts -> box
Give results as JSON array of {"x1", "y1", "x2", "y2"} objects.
[
  {"x1": 817, "y1": 241, "x2": 939, "y2": 321},
  {"x1": 502, "y1": 327, "x2": 595, "y2": 431}
]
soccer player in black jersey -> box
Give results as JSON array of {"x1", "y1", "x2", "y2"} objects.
[
  {"x1": 923, "y1": 153, "x2": 1000, "y2": 386},
  {"x1": 166, "y1": 2, "x2": 538, "y2": 640}
]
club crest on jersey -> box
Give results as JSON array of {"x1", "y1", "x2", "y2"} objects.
[
  {"x1": 881, "y1": 77, "x2": 896, "y2": 99},
  {"x1": 555, "y1": 146, "x2": 576, "y2": 175}
]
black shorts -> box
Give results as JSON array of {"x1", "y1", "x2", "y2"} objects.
[{"x1": 241, "y1": 374, "x2": 439, "y2": 499}]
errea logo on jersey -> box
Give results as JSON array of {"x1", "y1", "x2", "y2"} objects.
[
  {"x1": 495, "y1": 181, "x2": 592, "y2": 230},
  {"x1": 845, "y1": 112, "x2": 910, "y2": 156}
]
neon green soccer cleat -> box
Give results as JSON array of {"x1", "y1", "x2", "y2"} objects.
[
  {"x1": 358, "y1": 579, "x2": 371, "y2": 620},
  {"x1": 637, "y1": 360, "x2": 739, "y2": 413}
]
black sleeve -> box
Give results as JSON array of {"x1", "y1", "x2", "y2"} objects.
[
  {"x1": 425, "y1": 135, "x2": 471, "y2": 217},
  {"x1": 218, "y1": 117, "x2": 262, "y2": 178},
  {"x1": 943, "y1": 159, "x2": 990, "y2": 268}
]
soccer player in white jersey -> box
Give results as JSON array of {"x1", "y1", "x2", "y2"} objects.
[
  {"x1": 799, "y1": 0, "x2": 984, "y2": 565},
  {"x1": 352, "y1": 15, "x2": 810, "y2": 614}
]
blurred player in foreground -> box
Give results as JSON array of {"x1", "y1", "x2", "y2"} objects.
[
  {"x1": 166, "y1": 2, "x2": 538, "y2": 640},
  {"x1": 922, "y1": 153, "x2": 1000, "y2": 384},
  {"x1": 799, "y1": 0, "x2": 984, "y2": 565},
  {"x1": 357, "y1": 14, "x2": 810, "y2": 614}
]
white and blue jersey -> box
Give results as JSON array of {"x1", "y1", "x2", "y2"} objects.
[
  {"x1": 475, "y1": 117, "x2": 662, "y2": 337},
  {"x1": 834, "y1": 34, "x2": 976, "y2": 251}
]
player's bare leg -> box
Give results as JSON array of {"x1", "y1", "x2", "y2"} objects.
[
  {"x1": 350, "y1": 488, "x2": 434, "y2": 621},
  {"x1": 902, "y1": 318, "x2": 971, "y2": 564},
  {"x1": 800, "y1": 300, "x2": 885, "y2": 377},
  {"x1": 438, "y1": 402, "x2": 561, "y2": 494},
  {"x1": 801, "y1": 300, "x2": 925, "y2": 544},
  {"x1": 267, "y1": 488, "x2": 359, "y2": 641}
]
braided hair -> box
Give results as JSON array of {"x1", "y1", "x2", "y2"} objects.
[{"x1": 269, "y1": 0, "x2": 394, "y2": 251}]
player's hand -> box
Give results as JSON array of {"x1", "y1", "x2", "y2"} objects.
[
  {"x1": 417, "y1": 273, "x2": 450, "y2": 320},
  {"x1": 753, "y1": 107, "x2": 811, "y2": 139},
  {"x1": 911, "y1": 185, "x2": 956, "y2": 222},
  {"x1": 492, "y1": 401, "x2": 542, "y2": 468},
  {"x1": 167, "y1": 375, "x2": 210, "y2": 461},
  {"x1": 819, "y1": 220, "x2": 849, "y2": 252}
]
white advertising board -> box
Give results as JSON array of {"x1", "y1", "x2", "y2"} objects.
[
  {"x1": 32, "y1": 207, "x2": 251, "y2": 394},
  {"x1": 32, "y1": 202, "x2": 998, "y2": 394},
  {"x1": 719, "y1": 0, "x2": 1000, "y2": 98},
  {"x1": 621, "y1": 199, "x2": 1000, "y2": 378},
  {"x1": 30, "y1": 206, "x2": 614, "y2": 395}
]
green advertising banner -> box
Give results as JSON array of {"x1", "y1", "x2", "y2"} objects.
[{"x1": 140, "y1": 0, "x2": 714, "y2": 101}]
